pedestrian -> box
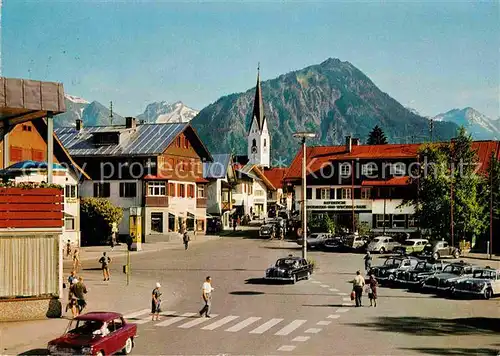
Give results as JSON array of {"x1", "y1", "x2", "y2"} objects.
[
  {"x1": 364, "y1": 251, "x2": 372, "y2": 273},
  {"x1": 99, "y1": 252, "x2": 111, "y2": 281},
  {"x1": 66, "y1": 240, "x2": 72, "y2": 258},
  {"x1": 151, "y1": 282, "x2": 162, "y2": 321},
  {"x1": 367, "y1": 272, "x2": 378, "y2": 307},
  {"x1": 233, "y1": 218, "x2": 237, "y2": 232},
  {"x1": 74, "y1": 277, "x2": 88, "y2": 314},
  {"x1": 199, "y1": 276, "x2": 214, "y2": 318},
  {"x1": 67, "y1": 270, "x2": 77, "y2": 285},
  {"x1": 72, "y1": 248, "x2": 81, "y2": 272},
  {"x1": 68, "y1": 278, "x2": 79, "y2": 317},
  {"x1": 183, "y1": 231, "x2": 190, "y2": 250},
  {"x1": 110, "y1": 235, "x2": 115, "y2": 250},
  {"x1": 352, "y1": 270, "x2": 365, "y2": 307}
]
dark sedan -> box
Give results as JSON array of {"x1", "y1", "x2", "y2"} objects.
[
  {"x1": 394, "y1": 260, "x2": 445, "y2": 290},
  {"x1": 265, "y1": 256, "x2": 313, "y2": 284}
]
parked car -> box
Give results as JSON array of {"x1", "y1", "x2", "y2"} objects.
[
  {"x1": 343, "y1": 235, "x2": 370, "y2": 250},
  {"x1": 394, "y1": 260, "x2": 446, "y2": 290},
  {"x1": 418, "y1": 240, "x2": 461, "y2": 260},
  {"x1": 47, "y1": 312, "x2": 137, "y2": 356},
  {"x1": 393, "y1": 239, "x2": 429, "y2": 255},
  {"x1": 367, "y1": 236, "x2": 401, "y2": 253},
  {"x1": 370, "y1": 256, "x2": 420, "y2": 284},
  {"x1": 422, "y1": 261, "x2": 477, "y2": 294},
  {"x1": 296, "y1": 232, "x2": 332, "y2": 249},
  {"x1": 323, "y1": 236, "x2": 345, "y2": 250},
  {"x1": 259, "y1": 224, "x2": 275, "y2": 238},
  {"x1": 453, "y1": 268, "x2": 500, "y2": 299},
  {"x1": 264, "y1": 256, "x2": 313, "y2": 283}
]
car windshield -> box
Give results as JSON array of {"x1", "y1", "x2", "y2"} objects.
[
  {"x1": 423, "y1": 244, "x2": 434, "y2": 251},
  {"x1": 415, "y1": 262, "x2": 432, "y2": 271},
  {"x1": 309, "y1": 234, "x2": 320, "y2": 239},
  {"x1": 402, "y1": 240, "x2": 415, "y2": 246},
  {"x1": 472, "y1": 270, "x2": 496, "y2": 279},
  {"x1": 67, "y1": 319, "x2": 104, "y2": 336},
  {"x1": 383, "y1": 258, "x2": 402, "y2": 267},
  {"x1": 442, "y1": 265, "x2": 463, "y2": 274},
  {"x1": 372, "y1": 238, "x2": 382, "y2": 243},
  {"x1": 276, "y1": 259, "x2": 300, "y2": 268}
]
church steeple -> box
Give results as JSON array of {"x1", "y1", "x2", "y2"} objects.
[{"x1": 250, "y1": 63, "x2": 266, "y2": 133}]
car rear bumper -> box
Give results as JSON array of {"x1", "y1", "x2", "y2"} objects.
[{"x1": 264, "y1": 276, "x2": 294, "y2": 281}]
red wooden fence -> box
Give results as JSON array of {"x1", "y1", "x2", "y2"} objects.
[{"x1": 0, "y1": 188, "x2": 64, "y2": 228}]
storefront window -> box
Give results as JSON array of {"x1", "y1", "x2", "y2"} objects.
[{"x1": 392, "y1": 214, "x2": 406, "y2": 228}]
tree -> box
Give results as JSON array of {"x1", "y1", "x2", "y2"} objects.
[
  {"x1": 80, "y1": 198, "x2": 123, "y2": 246},
  {"x1": 366, "y1": 125, "x2": 388, "y2": 145},
  {"x1": 308, "y1": 214, "x2": 336, "y2": 233}
]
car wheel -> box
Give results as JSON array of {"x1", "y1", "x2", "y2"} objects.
[
  {"x1": 123, "y1": 337, "x2": 133, "y2": 355},
  {"x1": 379, "y1": 247, "x2": 386, "y2": 254},
  {"x1": 484, "y1": 288, "x2": 492, "y2": 300},
  {"x1": 305, "y1": 271, "x2": 311, "y2": 280},
  {"x1": 291, "y1": 274, "x2": 297, "y2": 284},
  {"x1": 453, "y1": 250, "x2": 460, "y2": 259},
  {"x1": 433, "y1": 252, "x2": 440, "y2": 260}
]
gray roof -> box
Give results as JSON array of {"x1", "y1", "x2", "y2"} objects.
[
  {"x1": 203, "y1": 154, "x2": 231, "y2": 179},
  {"x1": 55, "y1": 123, "x2": 187, "y2": 157}
]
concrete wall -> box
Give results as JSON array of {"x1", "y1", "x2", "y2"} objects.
[{"x1": 0, "y1": 297, "x2": 62, "y2": 321}]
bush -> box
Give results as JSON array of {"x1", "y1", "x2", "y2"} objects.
[
  {"x1": 307, "y1": 258, "x2": 317, "y2": 271},
  {"x1": 80, "y1": 198, "x2": 123, "y2": 246},
  {"x1": 309, "y1": 215, "x2": 336, "y2": 233}
]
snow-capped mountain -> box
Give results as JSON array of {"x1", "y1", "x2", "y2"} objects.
[
  {"x1": 137, "y1": 101, "x2": 198, "y2": 124},
  {"x1": 54, "y1": 95, "x2": 124, "y2": 127},
  {"x1": 65, "y1": 94, "x2": 89, "y2": 105},
  {"x1": 433, "y1": 107, "x2": 500, "y2": 140}
]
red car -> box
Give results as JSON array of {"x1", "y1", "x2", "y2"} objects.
[{"x1": 47, "y1": 312, "x2": 137, "y2": 355}]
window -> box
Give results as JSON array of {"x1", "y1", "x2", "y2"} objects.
[
  {"x1": 184, "y1": 137, "x2": 189, "y2": 149},
  {"x1": 187, "y1": 184, "x2": 195, "y2": 198},
  {"x1": 362, "y1": 163, "x2": 377, "y2": 176},
  {"x1": 340, "y1": 163, "x2": 351, "y2": 177},
  {"x1": 65, "y1": 217, "x2": 75, "y2": 230},
  {"x1": 408, "y1": 215, "x2": 416, "y2": 227},
  {"x1": 316, "y1": 188, "x2": 329, "y2": 200},
  {"x1": 151, "y1": 212, "x2": 163, "y2": 233},
  {"x1": 120, "y1": 182, "x2": 137, "y2": 198},
  {"x1": 65, "y1": 185, "x2": 77, "y2": 199},
  {"x1": 264, "y1": 139, "x2": 267, "y2": 147},
  {"x1": 32, "y1": 149, "x2": 44, "y2": 161},
  {"x1": 361, "y1": 188, "x2": 371, "y2": 199},
  {"x1": 10, "y1": 146, "x2": 22, "y2": 162},
  {"x1": 315, "y1": 188, "x2": 321, "y2": 200},
  {"x1": 330, "y1": 188, "x2": 335, "y2": 199},
  {"x1": 178, "y1": 183, "x2": 185, "y2": 198},
  {"x1": 93, "y1": 182, "x2": 110, "y2": 197},
  {"x1": 376, "y1": 214, "x2": 390, "y2": 228},
  {"x1": 306, "y1": 188, "x2": 312, "y2": 200},
  {"x1": 249, "y1": 184, "x2": 253, "y2": 195},
  {"x1": 341, "y1": 188, "x2": 352, "y2": 199},
  {"x1": 148, "y1": 182, "x2": 166, "y2": 196},
  {"x1": 255, "y1": 189, "x2": 265, "y2": 196},
  {"x1": 176, "y1": 137, "x2": 181, "y2": 147},
  {"x1": 197, "y1": 185, "x2": 205, "y2": 198},
  {"x1": 391, "y1": 163, "x2": 406, "y2": 176},
  {"x1": 392, "y1": 214, "x2": 406, "y2": 228},
  {"x1": 22, "y1": 124, "x2": 32, "y2": 132},
  {"x1": 169, "y1": 183, "x2": 175, "y2": 197}
]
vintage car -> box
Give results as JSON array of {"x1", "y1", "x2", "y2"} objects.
[
  {"x1": 370, "y1": 256, "x2": 420, "y2": 284},
  {"x1": 259, "y1": 224, "x2": 276, "y2": 238},
  {"x1": 265, "y1": 256, "x2": 313, "y2": 283},
  {"x1": 343, "y1": 235, "x2": 370, "y2": 250},
  {"x1": 418, "y1": 240, "x2": 461, "y2": 260},
  {"x1": 296, "y1": 232, "x2": 332, "y2": 249},
  {"x1": 367, "y1": 236, "x2": 401, "y2": 253},
  {"x1": 394, "y1": 260, "x2": 445, "y2": 289},
  {"x1": 48, "y1": 312, "x2": 137, "y2": 355},
  {"x1": 422, "y1": 261, "x2": 477, "y2": 293},
  {"x1": 453, "y1": 268, "x2": 500, "y2": 299},
  {"x1": 323, "y1": 236, "x2": 345, "y2": 250},
  {"x1": 393, "y1": 239, "x2": 429, "y2": 255}
]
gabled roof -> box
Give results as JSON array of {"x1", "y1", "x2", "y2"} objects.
[
  {"x1": 203, "y1": 153, "x2": 232, "y2": 179},
  {"x1": 248, "y1": 69, "x2": 266, "y2": 133},
  {"x1": 263, "y1": 167, "x2": 288, "y2": 190},
  {"x1": 55, "y1": 122, "x2": 188, "y2": 157},
  {"x1": 237, "y1": 163, "x2": 276, "y2": 190}
]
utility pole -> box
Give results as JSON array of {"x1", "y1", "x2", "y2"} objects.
[
  {"x1": 490, "y1": 152, "x2": 494, "y2": 259},
  {"x1": 109, "y1": 101, "x2": 114, "y2": 125},
  {"x1": 429, "y1": 119, "x2": 434, "y2": 143}
]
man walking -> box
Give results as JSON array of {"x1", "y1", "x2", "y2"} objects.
[
  {"x1": 352, "y1": 270, "x2": 365, "y2": 307},
  {"x1": 74, "y1": 277, "x2": 88, "y2": 314},
  {"x1": 66, "y1": 240, "x2": 72, "y2": 258},
  {"x1": 364, "y1": 251, "x2": 372, "y2": 274},
  {"x1": 151, "y1": 282, "x2": 162, "y2": 321},
  {"x1": 199, "y1": 276, "x2": 214, "y2": 318},
  {"x1": 183, "y1": 231, "x2": 190, "y2": 250},
  {"x1": 99, "y1": 252, "x2": 111, "y2": 281}
]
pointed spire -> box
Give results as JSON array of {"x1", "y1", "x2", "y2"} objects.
[{"x1": 251, "y1": 63, "x2": 266, "y2": 132}]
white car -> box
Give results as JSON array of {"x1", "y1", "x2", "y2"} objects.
[
  {"x1": 367, "y1": 236, "x2": 401, "y2": 253},
  {"x1": 296, "y1": 233, "x2": 332, "y2": 249},
  {"x1": 453, "y1": 268, "x2": 500, "y2": 299}
]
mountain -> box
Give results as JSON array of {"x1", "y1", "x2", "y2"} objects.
[
  {"x1": 433, "y1": 108, "x2": 500, "y2": 140},
  {"x1": 53, "y1": 95, "x2": 89, "y2": 127},
  {"x1": 137, "y1": 101, "x2": 198, "y2": 123},
  {"x1": 191, "y1": 58, "x2": 459, "y2": 163},
  {"x1": 54, "y1": 96, "x2": 125, "y2": 127}
]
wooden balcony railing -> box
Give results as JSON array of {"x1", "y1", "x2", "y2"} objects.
[
  {"x1": 144, "y1": 196, "x2": 169, "y2": 207},
  {"x1": 196, "y1": 198, "x2": 207, "y2": 208}
]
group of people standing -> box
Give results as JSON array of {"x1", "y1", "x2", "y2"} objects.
[
  {"x1": 66, "y1": 271, "x2": 88, "y2": 318},
  {"x1": 350, "y1": 251, "x2": 378, "y2": 307}
]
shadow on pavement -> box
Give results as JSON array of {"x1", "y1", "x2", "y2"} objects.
[
  {"x1": 347, "y1": 316, "x2": 500, "y2": 336},
  {"x1": 130, "y1": 268, "x2": 262, "y2": 272},
  {"x1": 262, "y1": 246, "x2": 301, "y2": 251},
  {"x1": 244, "y1": 278, "x2": 274, "y2": 285},
  {"x1": 18, "y1": 349, "x2": 49, "y2": 355},
  {"x1": 402, "y1": 347, "x2": 499, "y2": 356},
  {"x1": 82, "y1": 267, "x2": 102, "y2": 271},
  {"x1": 302, "y1": 304, "x2": 356, "y2": 308},
  {"x1": 229, "y1": 291, "x2": 265, "y2": 296}
]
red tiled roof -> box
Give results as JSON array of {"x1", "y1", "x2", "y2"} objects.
[
  {"x1": 284, "y1": 141, "x2": 500, "y2": 180},
  {"x1": 361, "y1": 177, "x2": 410, "y2": 186},
  {"x1": 263, "y1": 167, "x2": 288, "y2": 189}
]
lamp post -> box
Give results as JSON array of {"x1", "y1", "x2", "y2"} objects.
[{"x1": 293, "y1": 132, "x2": 317, "y2": 260}]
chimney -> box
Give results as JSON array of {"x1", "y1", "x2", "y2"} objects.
[
  {"x1": 345, "y1": 135, "x2": 352, "y2": 152},
  {"x1": 125, "y1": 117, "x2": 137, "y2": 129},
  {"x1": 76, "y1": 119, "x2": 83, "y2": 131},
  {"x1": 352, "y1": 138, "x2": 360, "y2": 146}
]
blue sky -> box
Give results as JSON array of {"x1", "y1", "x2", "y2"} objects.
[{"x1": 3, "y1": 1, "x2": 499, "y2": 119}]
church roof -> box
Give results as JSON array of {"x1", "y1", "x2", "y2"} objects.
[{"x1": 249, "y1": 68, "x2": 266, "y2": 133}]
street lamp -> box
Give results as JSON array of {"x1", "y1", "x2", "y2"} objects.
[{"x1": 293, "y1": 131, "x2": 317, "y2": 260}]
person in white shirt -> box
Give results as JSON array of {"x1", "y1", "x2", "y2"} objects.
[
  {"x1": 199, "y1": 276, "x2": 214, "y2": 317},
  {"x1": 352, "y1": 270, "x2": 366, "y2": 307}
]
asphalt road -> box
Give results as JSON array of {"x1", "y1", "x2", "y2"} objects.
[{"x1": 119, "y1": 237, "x2": 499, "y2": 356}]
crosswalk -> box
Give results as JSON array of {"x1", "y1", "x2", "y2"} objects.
[{"x1": 123, "y1": 309, "x2": 320, "y2": 337}]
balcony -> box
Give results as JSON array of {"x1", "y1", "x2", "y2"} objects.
[
  {"x1": 144, "y1": 196, "x2": 169, "y2": 207},
  {"x1": 196, "y1": 198, "x2": 207, "y2": 208}
]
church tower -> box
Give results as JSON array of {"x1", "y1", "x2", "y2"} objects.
[{"x1": 248, "y1": 65, "x2": 270, "y2": 168}]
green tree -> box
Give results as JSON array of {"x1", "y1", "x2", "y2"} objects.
[
  {"x1": 80, "y1": 198, "x2": 123, "y2": 246},
  {"x1": 366, "y1": 125, "x2": 388, "y2": 145},
  {"x1": 308, "y1": 214, "x2": 336, "y2": 233}
]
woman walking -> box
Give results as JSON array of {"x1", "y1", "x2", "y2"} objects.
[
  {"x1": 151, "y1": 283, "x2": 162, "y2": 321},
  {"x1": 72, "y1": 249, "x2": 82, "y2": 272},
  {"x1": 363, "y1": 252, "x2": 372, "y2": 274},
  {"x1": 368, "y1": 272, "x2": 378, "y2": 307}
]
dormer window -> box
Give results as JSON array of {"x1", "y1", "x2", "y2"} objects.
[{"x1": 92, "y1": 132, "x2": 120, "y2": 146}]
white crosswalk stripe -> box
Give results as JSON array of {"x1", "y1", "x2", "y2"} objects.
[
  {"x1": 292, "y1": 336, "x2": 310, "y2": 342},
  {"x1": 305, "y1": 327, "x2": 322, "y2": 334},
  {"x1": 123, "y1": 309, "x2": 150, "y2": 319},
  {"x1": 335, "y1": 308, "x2": 350, "y2": 313},
  {"x1": 277, "y1": 345, "x2": 296, "y2": 352},
  {"x1": 225, "y1": 317, "x2": 261, "y2": 332},
  {"x1": 178, "y1": 314, "x2": 219, "y2": 329},
  {"x1": 249, "y1": 318, "x2": 283, "y2": 334},
  {"x1": 275, "y1": 320, "x2": 307, "y2": 336},
  {"x1": 202, "y1": 315, "x2": 239, "y2": 330},
  {"x1": 327, "y1": 314, "x2": 340, "y2": 319},
  {"x1": 133, "y1": 310, "x2": 176, "y2": 324},
  {"x1": 155, "y1": 312, "x2": 197, "y2": 327},
  {"x1": 317, "y1": 321, "x2": 331, "y2": 326}
]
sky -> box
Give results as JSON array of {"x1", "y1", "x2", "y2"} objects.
[{"x1": 2, "y1": 1, "x2": 499, "y2": 119}]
